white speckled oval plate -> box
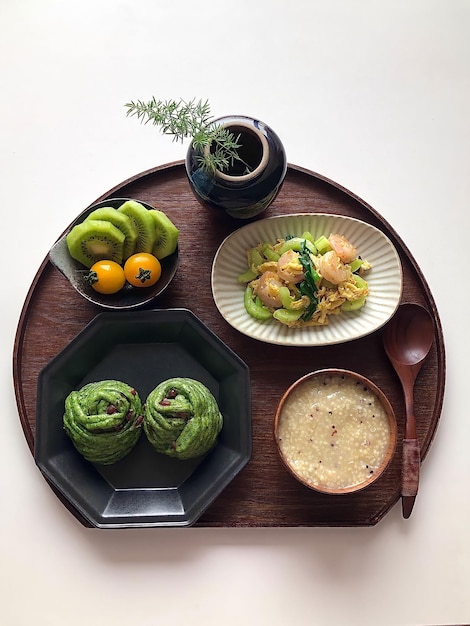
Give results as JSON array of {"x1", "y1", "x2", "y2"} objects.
[{"x1": 211, "y1": 213, "x2": 403, "y2": 346}]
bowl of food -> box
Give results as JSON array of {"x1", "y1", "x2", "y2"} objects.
[
  {"x1": 49, "y1": 198, "x2": 179, "y2": 310},
  {"x1": 274, "y1": 368, "x2": 397, "y2": 495},
  {"x1": 34, "y1": 308, "x2": 252, "y2": 528},
  {"x1": 211, "y1": 213, "x2": 403, "y2": 346}
]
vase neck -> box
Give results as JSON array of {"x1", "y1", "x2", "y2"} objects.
[{"x1": 210, "y1": 119, "x2": 269, "y2": 182}]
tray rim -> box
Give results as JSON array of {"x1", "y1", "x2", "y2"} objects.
[{"x1": 12, "y1": 161, "x2": 446, "y2": 526}]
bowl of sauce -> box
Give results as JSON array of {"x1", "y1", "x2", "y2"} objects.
[{"x1": 274, "y1": 369, "x2": 397, "y2": 495}]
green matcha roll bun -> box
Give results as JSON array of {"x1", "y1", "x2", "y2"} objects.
[
  {"x1": 144, "y1": 378, "x2": 223, "y2": 460},
  {"x1": 63, "y1": 380, "x2": 143, "y2": 465}
]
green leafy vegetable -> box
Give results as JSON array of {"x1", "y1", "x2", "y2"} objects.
[{"x1": 298, "y1": 240, "x2": 320, "y2": 321}]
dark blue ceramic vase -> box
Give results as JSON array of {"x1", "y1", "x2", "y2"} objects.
[{"x1": 185, "y1": 115, "x2": 287, "y2": 219}]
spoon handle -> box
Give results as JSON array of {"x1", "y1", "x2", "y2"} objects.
[{"x1": 401, "y1": 438, "x2": 420, "y2": 518}]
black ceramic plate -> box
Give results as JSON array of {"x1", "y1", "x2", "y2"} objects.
[
  {"x1": 48, "y1": 198, "x2": 179, "y2": 310},
  {"x1": 34, "y1": 309, "x2": 251, "y2": 528}
]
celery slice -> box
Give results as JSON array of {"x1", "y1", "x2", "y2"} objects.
[
  {"x1": 278, "y1": 237, "x2": 317, "y2": 255},
  {"x1": 262, "y1": 243, "x2": 280, "y2": 262},
  {"x1": 244, "y1": 286, "x2": 272, "y2": 320},
  {"x1": 249, "y1": 248, "x2": 265, "y2": 267},
  {"x1": 350, "y1": 258, "x2": 363, "y2": 273},
  {"x1": 314, "y1": 235, "x2": 332, "y2": 255},
  {"x1": 353, "y1": 275, "x2": 368, "y2": 289},
  {"x1": 300, "y1": 231, "x2": 315, "y2": 244},
  {"x1": 278, "y1": 286, "x2": 298, "y2": 310},
  {"x1": 341, "y1": 296, "x2": 366, "y2": 311},
  {"x1": 273, "y1": 308, "x2": 303, "y2": 324},
  {"x1": 237, "y1": 269, "x2": 258, "y2": 283}
]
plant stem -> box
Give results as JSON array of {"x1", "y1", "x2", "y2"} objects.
[{"x1": 124, "y1": 98, "x2": 251, "y2": 175}]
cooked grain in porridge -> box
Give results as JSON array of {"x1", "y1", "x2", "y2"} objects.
[{"x1": 276, "y1": 373, "x2": 391, "y2": 490}]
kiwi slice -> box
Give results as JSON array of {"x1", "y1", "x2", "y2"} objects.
[
  {"x1": 85, "y1": 206, "x2": 138, "y2": 260},
  {"x1": 149, "y1": 209, "x2": 179, "y2": 259},
  {"x1": 66, "y1": 219, "x2": 125, "y2": 268},
  {"x1": 117, "y1": 200, "x2": 156, "y2": 253}
]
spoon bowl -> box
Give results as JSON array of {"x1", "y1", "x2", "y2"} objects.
[{"x1": 383, "y1": 303, "x2": 434, "y2": 518}]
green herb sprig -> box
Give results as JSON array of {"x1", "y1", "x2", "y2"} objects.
[{"x1": 124, "y1": 98, "x2": 249, "y2": 175}]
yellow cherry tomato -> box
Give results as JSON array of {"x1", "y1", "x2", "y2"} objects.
[
  {"x1": 86, "y1": 260, "x2": 126, "y2": 294},
  {"x1": 124, "y1": 253, "x2": 162, "y2": 288}
]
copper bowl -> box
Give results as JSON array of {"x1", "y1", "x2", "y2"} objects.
[{"x1": 274, "y1": 368, "x2": 397, "y2": 495}]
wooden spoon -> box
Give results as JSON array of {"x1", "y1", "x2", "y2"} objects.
[{"x1": 383, "y1": 303, "x2": 434, "y2": 518}]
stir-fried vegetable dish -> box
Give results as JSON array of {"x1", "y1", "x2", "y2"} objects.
[{"x1": 238, "y1": 232, "x2": 372, "y2": 326}]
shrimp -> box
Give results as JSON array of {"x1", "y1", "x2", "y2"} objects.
[
  {"x1": 277, "y1": 250, "x2": 305, "y2": 284},
  {"x1": 315, "y1": 251, "x2": 352, "y2": 285},
  {"x1": 328, "y1": 234, "x2": 357, "y2": 264},
  {"x1": 255, "y1": 271, "x2": 284, "y2": 308}
]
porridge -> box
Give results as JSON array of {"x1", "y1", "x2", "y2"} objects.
[{"x1": 275, "y1": 372, "x2": 393, "y2": 492}]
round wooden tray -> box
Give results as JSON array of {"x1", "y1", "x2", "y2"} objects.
[{"x1": 13, "y1": 162, "x2": 446, "y2": 527}]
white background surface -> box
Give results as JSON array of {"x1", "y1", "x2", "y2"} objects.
[{"x1": 1, "y1": 1, "x2": 469, "y2": 625}]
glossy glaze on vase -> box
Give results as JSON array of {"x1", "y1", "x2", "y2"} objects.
[{"x1": 185, "y1": 115, "x2": 287, "y2": 219}]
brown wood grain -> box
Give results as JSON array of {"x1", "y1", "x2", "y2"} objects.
[{"x1": 13, "y1": 162, "x2": 446, "y2": 527}]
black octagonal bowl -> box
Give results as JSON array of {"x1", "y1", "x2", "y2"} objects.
[{"x1": 34, "y1": 309, "x2": 251, "y2": 528}]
